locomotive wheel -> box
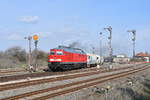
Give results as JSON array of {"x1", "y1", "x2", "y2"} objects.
[
  {"x1": 56, "y1": 67, "x2": 64, "y2": 71},
  {"x1": 87, "y1": 64, "x2": 90, "y2": 68},
  {"x1": 50, "y1": 68, "x2": 57, "y2": 72},
  {"x1": 82, "y1": 64, "x2": 87, "y2": 68}
]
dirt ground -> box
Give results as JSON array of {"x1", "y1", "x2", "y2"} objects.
[
  {"x1": 77, "y1": 68, "x2": 150, "y2": 100},
  {"x1": 53, "y1": 67, "x2": 150, "y2": 100}
]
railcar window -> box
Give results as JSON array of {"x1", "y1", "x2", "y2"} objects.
[
  {"x1": 50, "y1": 51, "x2": 55, "y2": 55},
  {"x1": 56, "y1": 51, "x2": 63, "y2": 55}
]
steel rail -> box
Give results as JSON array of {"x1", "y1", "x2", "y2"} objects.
[
  {"x1": 0, "y1": 63, "x2": 142, "y2": 92},
  {"x1": 0, "y1": 63, "x2": 144, "y2": 82},
  {"x1": 1, "y1": 64, "x2": 149, "y2": 100},
  {"x1": 33, "y1": 64, "x2": 150, "y2": 100},
  {"x1": 0, "y1": 67, "x2": 105, "y2": 82}
]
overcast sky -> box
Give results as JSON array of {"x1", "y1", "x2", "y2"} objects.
[{"x1": 0, "y1": 0, "x2": 150, "y2": 56}]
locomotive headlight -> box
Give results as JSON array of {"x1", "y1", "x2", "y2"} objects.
[
  {"x1": 57, "y1": 59, "x2": 62, "y2": 61},
  {"x1": 49, "y1": 59, "x2": 62, "y2": 61},
  {"x1": 49, "y1": 59, "x2": 55, "y2": 61}
]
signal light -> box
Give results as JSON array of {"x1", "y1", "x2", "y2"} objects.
[{"x1": 33, "y1": 35, "x2": 38, "y2": 40}]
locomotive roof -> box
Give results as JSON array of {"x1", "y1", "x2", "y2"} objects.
[{"x1": 54, "y1": 46, "x2": 86, "y2": 54}]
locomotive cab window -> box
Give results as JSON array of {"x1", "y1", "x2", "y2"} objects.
[
  {"x1": 56, "y1": 51, "x2": 63, "y2": 55},
  {"x1": 50, "y1": 51, "x2": 55, "y2": 55}
]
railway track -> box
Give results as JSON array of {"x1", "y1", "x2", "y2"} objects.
[
  {"x1": 33, "y1": 65, "x2": 150, "y2": 100},
  {"x1": 0, "y1": 67, "x2": 47, "y2": 74},
  {"x1": 0, "y1": 67, "x2": 47, "y2": 77},
  {"x1": 0, "y1": 63, "x2": 143, "y2": 82},
  {"x1": 0, "y1": 70, "x2": 23, "y2": 74},
  {"x1": 0, "y1": 63, "x2": 149, "y2": 100},
  {"x1": 0, "y1": 63, "x2": 140, "y2": 92},
  {"x1": 0, "y1": 66, "x2": 106, "y2": 82},
  {"x1": 0, "y1": 69, "x2": 25, "y2": 76}
]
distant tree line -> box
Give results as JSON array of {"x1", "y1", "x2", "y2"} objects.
[{"x1": 0, "y1": 46, "x2": 48, "y2": 69}]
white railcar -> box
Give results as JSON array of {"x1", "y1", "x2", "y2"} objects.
[{"x1": 87, "y1": 53, "x2": 104, "y2": 67}]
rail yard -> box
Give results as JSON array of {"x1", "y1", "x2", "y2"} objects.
[
  {"x1": 0, "y1": 40, "x2": 150, "y2": 100},
  {"x1": 0, "y1": 62, "x2": 149, "y2": 100},
  {"x1": 0, "y1": 1, "x2": 150, "y2": 100}
]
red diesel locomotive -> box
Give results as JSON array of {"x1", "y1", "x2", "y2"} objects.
[{"x1": 48, "y1": 46, "x2": 87, "y2": 71}]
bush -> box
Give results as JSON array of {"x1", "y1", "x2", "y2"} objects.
[
  {"x1": 5, "y1": 46, "x2": 26, "y2": 62},
  {"x1": 0, "y1": 46, "x2": 27, "y2": 69},
  {"x1": 0, "y1": 46, "x2": 48, "y2": 69},
  {"x1": 0, "y1": 58, "x2": 21, "y2": 68},
  {"x1": 32, "y1": 49, "x2": 48, "y2": 66}
]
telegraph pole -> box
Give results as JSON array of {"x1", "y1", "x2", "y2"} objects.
[
  {"x1": 104, "y1": 26, "x2": 113, "y2": 60},
  {"x1": 24, "y1": 35, "x2": 32, "y2": 71},
  {"x1": 99, "y1": 32, "x2": 103, "y2": 57},
  {"x1": 127, "y1": 30, "x2": 136, "y2": 58}
]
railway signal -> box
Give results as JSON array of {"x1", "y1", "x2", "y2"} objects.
[
  {"x1": 24, "y1": 35, "x2": 32, "y2": 71},
  {"x1": 33, "y1": 35, "x2": 38, "y2": 41},
  {"x1": 24, "y1": 35, "x2": 39, "y2": 72},
  {"x1": 104, "y1": 26, "x2": 113, "y2": 69},
  {"x1": 99, "y1": 32, "x2": 103, "y2": 57},
  {"x1": 127, "y1": 30, "x2": 136, "y2": 58},
  {"x1": 104, "y1": 26, "x2": 113, "y2": 60},
  {"x1": 90, "y1": 44, "x2": 95, "y2": 54},
  {"x1": 33, "y1": 35, "x2": 38, "y2": 49},
  {"x1": 33, "y1": 35, "x2": 39, "y2": 71}
]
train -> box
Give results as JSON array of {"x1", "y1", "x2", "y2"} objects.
[
  {"x1": 87, "y1": 53, "x2": 104, "y2": 67},
  {"x1": 48, "y1": 46, "x2": 104, "y2": 71}
]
